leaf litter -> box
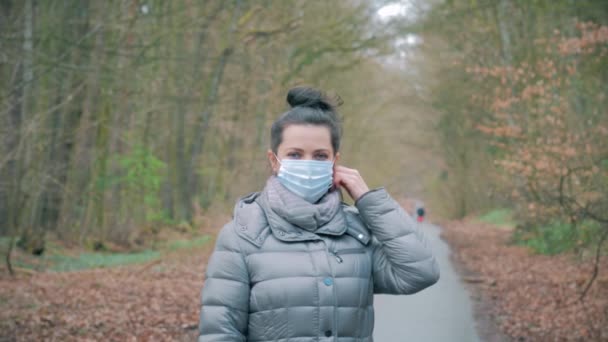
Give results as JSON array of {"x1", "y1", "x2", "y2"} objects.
[
  {"x1": 442, "y1": 219, "x2": 608, "y2": 341},
  {"x1": 0, "y1": 243, "x2": 214, "y2": 341}
]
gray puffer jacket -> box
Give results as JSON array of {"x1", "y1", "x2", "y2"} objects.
[{"x1": 198, "y1": 180, "x2": 439, "y2": 342}]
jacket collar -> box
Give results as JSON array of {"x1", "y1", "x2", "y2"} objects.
[{"x1": 233, "y1": 192, "x2": 370, "y2": 248}]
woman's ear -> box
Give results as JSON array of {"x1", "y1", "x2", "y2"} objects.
[
  {"x1": 267, "y1": 149, "x2": 279, "y2": 174},
  {"x1": 334, "y1": 152, "x2": 340, "y2": 164}
]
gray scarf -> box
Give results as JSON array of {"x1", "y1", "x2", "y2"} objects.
[{"x1": 261, "y1": 176, "x2": 343, "y2": 233}]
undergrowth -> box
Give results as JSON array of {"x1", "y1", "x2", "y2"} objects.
[{"x1": 1, "y1": 234, "x2": 212, "y2": 273}]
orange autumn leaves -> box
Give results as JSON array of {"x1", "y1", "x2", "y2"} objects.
[
  {"x1": 467, "y1": 23, "x2": 608, "y2": 224},
  {"x1": 559, "y1": 22, "x2": 608, "y2": 55}
]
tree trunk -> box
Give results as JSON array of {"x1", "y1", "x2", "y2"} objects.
[
  {"x1": 495, "y1": 0, "x2": 512, "y2": 65},
  {"x1": 172, "y1": 1, "x2": 225, "y2": 222},
  {"x1": 186, "y1": 0, "x2": 242, "y2": 215}
]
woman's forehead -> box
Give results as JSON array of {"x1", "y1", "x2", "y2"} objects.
[{"x1": 280, "y1": 125, "x2": 332, "y2": 150}]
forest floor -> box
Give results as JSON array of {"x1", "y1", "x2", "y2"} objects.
[
  {"x1": 0, "y1": 232, "x2": 216, "y2": 341},
  {"x1": 442, "y1": 219, "x2": 608, "y2": 341},
  {"x1": 2, "y1": 212, "x2": 607, "y2": 341}
]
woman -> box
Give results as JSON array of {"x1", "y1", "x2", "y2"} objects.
[{"x1": 198, "y1": 87, "x2": 439, "y2": 341}]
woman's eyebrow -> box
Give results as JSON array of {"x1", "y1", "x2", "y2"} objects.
[{"x1": 284, "y1": 147, "x2": 329, "y2": 153}]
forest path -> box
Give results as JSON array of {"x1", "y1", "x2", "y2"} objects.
[{"x1": 373, "y1": 223, "x2": 481, "y2": 342}]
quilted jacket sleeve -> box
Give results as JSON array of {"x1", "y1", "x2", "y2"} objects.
[
  {"x1": 198, "y1": 222, "x2": 250, "y2": 341},
  {"x1": 355, "y1": 188, "x2": 440, "y2": 295}
]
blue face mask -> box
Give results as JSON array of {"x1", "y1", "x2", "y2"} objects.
[{"x1": 275, "y1": 156, "x2": 334, "y2": 203}]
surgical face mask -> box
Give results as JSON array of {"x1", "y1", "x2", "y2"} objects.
[{"x1": 275, "y1": 155, "x2": 334, "y2": 203}]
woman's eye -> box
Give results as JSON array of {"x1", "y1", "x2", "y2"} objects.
[
  {"x1": 287, "y1": 152, "x2": 300, "y2": 159},
  {"x1": 315, "y1": 154, "x2": 329, "y2": 160}
]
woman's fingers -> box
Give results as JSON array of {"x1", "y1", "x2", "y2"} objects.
[
  {"x1": 333, "y1": 167, "x2": 354, "y2": 187},
  {"x1": 334, "y1": 165, "x2": 359, "y2": 175},
  {"x1": 333, "y1": 165, "x2": 369, "y2": 201}
]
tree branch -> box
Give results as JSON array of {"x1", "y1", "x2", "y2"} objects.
[{"x1": 579, "y1": 227, "x2": 608, "y2": 301}]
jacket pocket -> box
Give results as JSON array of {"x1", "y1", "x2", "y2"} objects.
[{"x1": 335, "y1": 248, "x2": 366, "y2": 254}]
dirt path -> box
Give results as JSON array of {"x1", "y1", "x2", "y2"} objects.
[{"x1": 373, "y1": 223, "x2": 481, "y2": 342}]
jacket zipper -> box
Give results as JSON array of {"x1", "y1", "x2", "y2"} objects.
[
  {"x1": 331, "y1": 248, "x2": 365, "y2": 264},
  {"x1": 330, "y1": 250, "x2": 343, "y2": 263}
]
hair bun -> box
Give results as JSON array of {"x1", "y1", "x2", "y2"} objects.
[{"x1": 286, "y1": 87, "x2": 341, "y2": 112}]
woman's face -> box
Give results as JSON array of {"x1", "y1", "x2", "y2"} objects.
[{"x1": 268, "y1": 124, "x2": 340, "y2": 173}]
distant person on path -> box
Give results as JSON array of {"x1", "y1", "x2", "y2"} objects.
[
  {"x1": 198, "y1": 87, "x2": 439, "y2": 341},
  {"x1": 415, "y1": 202, "x2": 426, "y2": 223}
]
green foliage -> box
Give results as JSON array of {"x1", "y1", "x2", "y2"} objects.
[
  {"x1": 46, "y1": 250, "x2": 161, "y2": 272},
  {"x1": 514, "y1": 220, "x2": 602, "y2": 255},
  {"x1": 113, "y1": 145, "x2": 169, "y2": 224},
  {"x1": 476, "y1": 208, "x2": 516, "y2": 228},
  {"x1": 165, "y1": 235, "x2": 212, "y2": 251},
  {"x1": 6, "y1": 234, "x2": 212, "y2": 272},
  {"x1": 0, "y1": 237, "x2": 9, "y2": 249},
  {"x1": 117, "y1": 145, "x2": 165, "y2": 189}
]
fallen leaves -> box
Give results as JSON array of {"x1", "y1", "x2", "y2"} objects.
[
  {"x1": 443, "y1": 219, "x2": 608, "y2": 341},
  {"x1": 0, "y1": 244, "x2": 214, "y2": 341}
]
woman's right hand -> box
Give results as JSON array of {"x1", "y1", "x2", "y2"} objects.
[{"x1": 333, "y1": 165, "x2": 370, "y2": 202}]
